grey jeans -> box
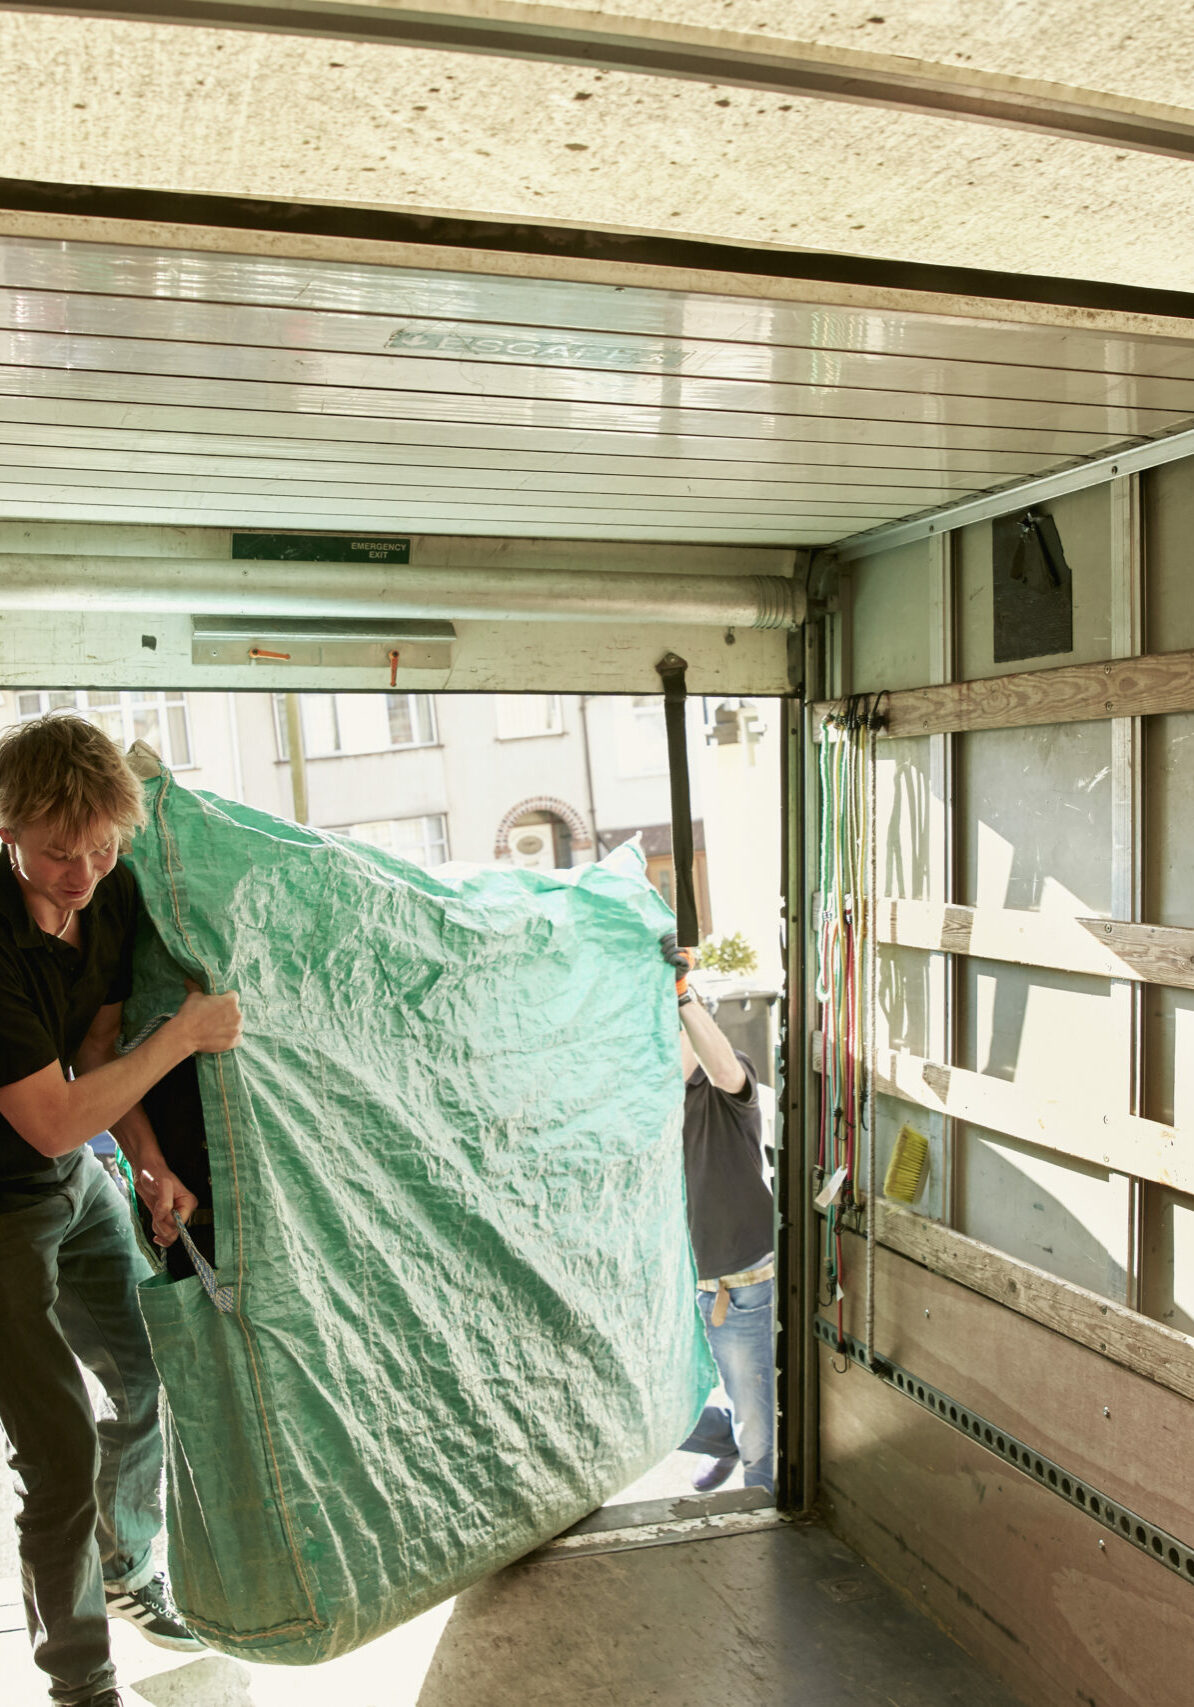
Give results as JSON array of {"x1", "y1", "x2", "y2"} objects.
[{"x1": 0, "y1": 1148, "x2": 162, "y2": 1704}]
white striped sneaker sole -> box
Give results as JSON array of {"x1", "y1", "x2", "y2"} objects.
[{"x1": 105, "y1": 1582, "x2": 204, "y2": 1651}]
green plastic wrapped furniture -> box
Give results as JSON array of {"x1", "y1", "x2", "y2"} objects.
[{"x1": 120, "y1": 757, "x2": 715, "y2": 1664}]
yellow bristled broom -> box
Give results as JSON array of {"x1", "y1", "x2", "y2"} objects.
[{"x1": 883, "y1": 1124, "x2": 930, "y2": 1204}]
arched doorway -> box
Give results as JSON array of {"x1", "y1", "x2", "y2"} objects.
[{"x1": 494, "y1": 796, "x2": 592, "y2": 869}]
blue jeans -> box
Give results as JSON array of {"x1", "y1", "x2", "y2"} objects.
[
  {"x1": 680, "y1": 1276, "x2": 775, "y2": 1493},
  {"x1": 0, "y1": 1148, "x2": 163, "y2": 1704}
]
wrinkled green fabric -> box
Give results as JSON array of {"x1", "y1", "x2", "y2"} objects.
[{"x1": 121, "y1": 760, "x2": 714, "y2": 1664}]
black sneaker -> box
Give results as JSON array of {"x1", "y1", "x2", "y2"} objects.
[
  {"x1": 105, "y1": 1573, "x2": 203, "y2": 1651},
  {"x1": 83, "y1": 1692, "x2": 122, "y2": 1707}
]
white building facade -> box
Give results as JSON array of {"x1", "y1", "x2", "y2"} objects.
[{"x1": 0, "y1": 689, "x2": 781, "y2": 954}]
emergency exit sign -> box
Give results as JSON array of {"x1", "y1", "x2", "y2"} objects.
[{"x1": 231, "y1": 534, "x2": 411, "y2": 565}]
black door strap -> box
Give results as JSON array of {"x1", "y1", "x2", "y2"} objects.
[{"x1": 654, "y1": 651, "x2": 699, "y2": 950}]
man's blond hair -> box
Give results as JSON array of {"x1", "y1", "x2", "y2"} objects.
[{"x1": 0, "y1": 713, "x2": 147, "y2": 842}]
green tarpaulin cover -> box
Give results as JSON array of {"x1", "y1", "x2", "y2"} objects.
[{"x1": 121, "y1": 757, "x2": 715, "y2": 1664}]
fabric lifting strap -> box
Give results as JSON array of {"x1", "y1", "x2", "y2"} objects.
[{"x1": 654, "y1": 650, "x2": 699, "y2": 950}]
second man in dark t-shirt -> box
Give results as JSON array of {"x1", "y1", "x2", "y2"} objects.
[{"x1": 675, "y1": 987, "x2": 775, "y2": 1495}]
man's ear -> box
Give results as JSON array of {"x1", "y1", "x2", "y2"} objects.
[{"x1": 0, "y1": 828, "x2": 14, "y2": 848}]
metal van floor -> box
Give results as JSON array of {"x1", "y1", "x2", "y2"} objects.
[{"x1": 3, "y1": 1516, "x2": 1024, "y2": 1707}]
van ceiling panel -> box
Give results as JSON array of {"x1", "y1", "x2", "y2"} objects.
[
  {"x1": 3, "y1": 229, "x2": 1194, "y2": 548},
  {"x1": 5, "y1": 8, "x2": 1194, "y2": 291},
  {"x1": 19, "y1": 0, "x2": 1194, "y2": 163}
]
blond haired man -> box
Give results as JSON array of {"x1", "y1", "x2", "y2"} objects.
[{"x1": 0, "y1": 714, "x2": 242, "y2": 1707}]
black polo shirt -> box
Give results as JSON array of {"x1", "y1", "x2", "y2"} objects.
[
  {"x1": 0, "y1": 851, "x2": 138, "y2": 1186},
  {"x1": 682, "y1": 1050, "x2": 774, "y2": 1281}
]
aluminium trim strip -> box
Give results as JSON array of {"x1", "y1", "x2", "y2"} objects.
[
  {"x1": 832, "y1": 423, "x2": 1194, "y2": 560},
  {"x1": 813, "y1": 1315, "x2": 1194, "y2": 1587},
  {"x1": 533, "y1": 1506, "x2": 786, "y2": 1561}
]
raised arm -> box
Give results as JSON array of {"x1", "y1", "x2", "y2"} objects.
[
  {"x1": 679, "y1": 995, "x2": 748, "y2": 1095},
  {"x1": 661, "y1": 932, "x2": 748, "y2": 1095}
]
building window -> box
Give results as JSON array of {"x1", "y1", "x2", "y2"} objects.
[
  {"x1": 271, "y1": 696, "x2": 290, "y2": 760},
  {"x1": 386, "y1": 693, "x2": 437, "y2": 748},
  {"x1": 272, "y1": 695, "x2": 339, "y2": 760},
  {"x1": 344, "y1": 814, "x2": 449, "y2": 869},
  {"x1": 644, "y1": 851, "x2": 713, "y2": 942},
  {"x1": 616, "y1": 695, "x2": 669, "y2": 777},
  {"x1": 17, "y1": 690, "x2": 193, "y2": 768},
  {"x1": 274, "y1": 693, "x2": 437, "y2": 759},
  {"x1": 649, "y1": 859, "x2": 675, "y2": 909},
  {"x1": 494, "y1": 695, "x2": 563, "y2": 740}
]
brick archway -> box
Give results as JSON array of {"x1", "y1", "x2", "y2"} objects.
[{"x1": 494, "y1": 795, "x2": 593, "y2": 859}]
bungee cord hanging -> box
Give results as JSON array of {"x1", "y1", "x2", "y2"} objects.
[{"x1": 815, "y1": 692, "x2": 886, "y2": 1366}]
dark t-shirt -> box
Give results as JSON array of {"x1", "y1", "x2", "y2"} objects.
[
  {"x1": 0, "y1": 852, "x2": 138, "y2": 1187},
  {"x1": 140, "y1": 1055, "x2": 214, "y2": 1278},
  {"x1": 682, "y1": 1049, "x2": 773, "y2": 1280}
]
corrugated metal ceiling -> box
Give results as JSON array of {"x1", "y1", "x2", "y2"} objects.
[{"x1": 2, "y1": 220, "x2": 1194, "y2": 546}]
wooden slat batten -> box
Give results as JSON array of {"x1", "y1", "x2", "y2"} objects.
[
  {"x1": 878, "y1": 898, "x2": 1194, "y2": 991},
  {"x1": 812, "y1": 646, "x2": 1194, "y2": 739},
  {"x1": 814, "y1": 1200, "x2": 1194, "y2": 1403},
  {"x1": 873, "y1": 1202, "x2": 1194, "y2": 1405},
  {"x1": 873, "y1": 1049, "x2": 1192, "y2": 1193}
]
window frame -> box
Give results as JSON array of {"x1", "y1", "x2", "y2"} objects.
[
  {"x1": 616, "y1": 694, "x2": 670, "y2": 778},
  {"x1": 493, "y1": 694, "x2": 565, "y2": 741},
  {"x1": 16, "y1": 689, "x2": 195, "y2": 770},
  {"x1": 273, "y1": 693, "x2": 439, "y2": 760},
  {"x1": 339, "y1": 812, "x2": 450, "y2": 869},
  {"x1": 385, "y1": 692, "x2": 438, "y2": 750}
]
